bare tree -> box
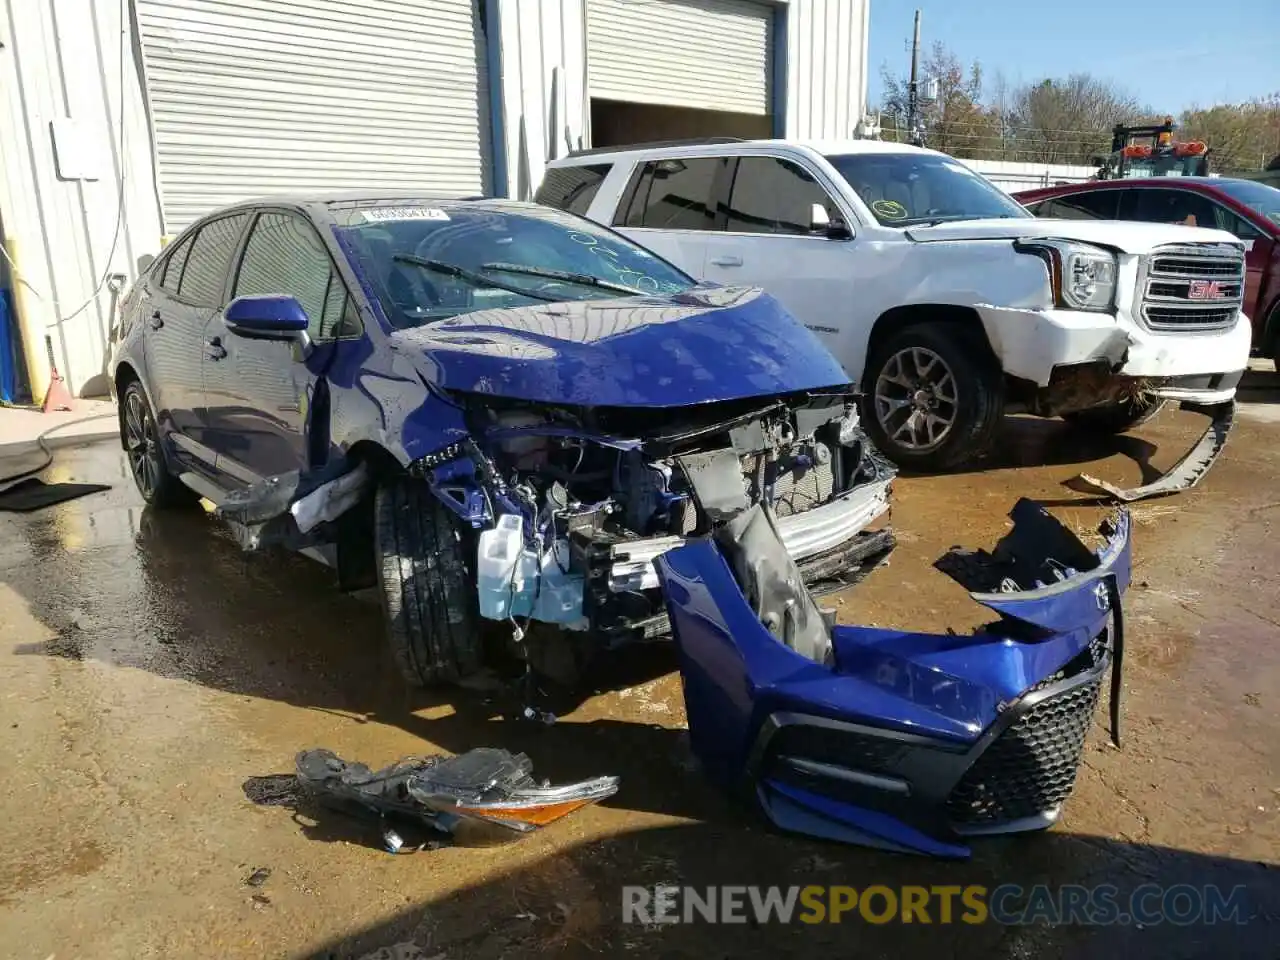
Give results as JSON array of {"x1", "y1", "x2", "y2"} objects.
[
  {"x1": 876, "y1": 44, "x2": 1278, "y2": 171},
  {"x1": 880, "y1": 42, "x2": 1001, "y2": 158},
  {"x1": 1011, "y1": 75, "x2": 1147, "y2": 164}
]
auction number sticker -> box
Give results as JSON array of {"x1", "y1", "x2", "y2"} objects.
[{"x1": 361, "y1": 207, "x2": 451, "y2": 222}]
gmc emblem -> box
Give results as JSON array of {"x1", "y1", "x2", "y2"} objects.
[{"x1": 1187, "y1": 280, "x2": 1223, "y2": 300}]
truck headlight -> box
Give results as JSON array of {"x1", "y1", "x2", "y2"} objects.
[{"x1": 1016, "y1": 239, "x2": 1117, "y2": 312}]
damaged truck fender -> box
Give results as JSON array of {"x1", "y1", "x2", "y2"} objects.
[{"x1": 654, "y1": 498, "x2": 1131, "y2": 858}]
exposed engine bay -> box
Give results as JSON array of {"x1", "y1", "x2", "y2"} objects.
[{"x1": 434, "y1": 387, "x2": 896, "y2": 642}]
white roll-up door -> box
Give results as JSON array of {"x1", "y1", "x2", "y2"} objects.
[
  {"x1": 586, "y1": 0, "x2": 773, "y2": 115},
  {"x1": 136, "y1": 0, "x2": 489, "y2": 232}
]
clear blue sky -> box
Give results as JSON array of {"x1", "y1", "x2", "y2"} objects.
[{"x1": 867, "y1": 0, "x2": 1278, "y2": 114}]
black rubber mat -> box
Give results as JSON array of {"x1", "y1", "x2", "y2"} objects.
[{"x1": 0, "y1": 477, "x2": 110, "y2": 512}]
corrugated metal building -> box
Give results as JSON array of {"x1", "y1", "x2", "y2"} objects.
[{"x1": 0, "y1": 0, "x2": 870, "y2": 399}]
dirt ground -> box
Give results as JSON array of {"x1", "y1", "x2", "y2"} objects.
[{"x1": 2, "y1": 377, "x2": 1279, "y2": 959}]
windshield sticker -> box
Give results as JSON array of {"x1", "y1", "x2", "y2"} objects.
[
  {"x1": 361, "y1": 207, "x2": 450, "y2": 222},
  {"x1": 871, "y1": 199, "x2": 908, "y2": 221}
]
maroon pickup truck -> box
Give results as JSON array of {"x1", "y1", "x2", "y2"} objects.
[{"x1": 1015, "y1": 177, "x2": 1280, "y2": 367}]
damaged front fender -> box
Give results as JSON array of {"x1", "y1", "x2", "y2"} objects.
[{"x1": 654, "y1": 499, "x2": 1130, "y2": 858}]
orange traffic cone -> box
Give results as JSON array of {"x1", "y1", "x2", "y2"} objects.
[{"x1": 42, "y1": 365, "x2": 74, "y2": 413}]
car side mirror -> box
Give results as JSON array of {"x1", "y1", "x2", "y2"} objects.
[
  {"x1": 810, "y1": 202, "x2": 852, "y2": 240},
  {"x1": 224, "y1": 294, "x2": 313, "y2": 356}
]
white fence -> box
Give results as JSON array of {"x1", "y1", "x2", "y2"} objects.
[{"x1": 956, "y1": 159, "x2": 1098, "y2": 195}]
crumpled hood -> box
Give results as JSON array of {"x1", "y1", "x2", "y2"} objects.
[
  {"x1": 390, "y1": 286, "x2": 851, "y2": 407},
  {"x1": 905, "y1": 216, "x2": 1244, "y2": 255}
]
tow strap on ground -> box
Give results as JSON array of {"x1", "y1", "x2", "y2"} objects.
[{"x1": 1072, "y1": 400, "x2": 1235, "y2": 503}]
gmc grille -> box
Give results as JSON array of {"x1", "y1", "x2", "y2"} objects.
[{"x1": 1139, "y1": 243, "x2": 1245, "y2": 332}]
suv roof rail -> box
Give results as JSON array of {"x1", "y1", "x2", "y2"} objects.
[{"x1": 564, "y1": 137, "x2": 746, "y2": 159}]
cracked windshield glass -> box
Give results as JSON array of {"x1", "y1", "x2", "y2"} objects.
[{"x1": 334, "y1": 203, "x2": 697, "y2": 327}]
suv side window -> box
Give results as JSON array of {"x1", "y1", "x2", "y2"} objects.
[
  {"x1": 1038, "y1": 191, "x2": 1120, "y2": 220},
  {"x1": 1125, "y1": 188, "x2": 1220, "y2": 228},
  {"x1": 178, "y1": 213, "x2": 251, "y2": 306},
  {"x1": 157, "y1": 232, "x2": 196, "y2": 295},
  {"x1": 233, "y1": 212, "x2": 360, "y2": 340},
  {"x1": 535, "y1": 164, "x2": 612, "y2": 216},
  {"x1": 723, "y1": 157, "x2": 835, "y2": 235},
  {"x1": 617, "y1": 157, "x2": 722, "y2": 231}
]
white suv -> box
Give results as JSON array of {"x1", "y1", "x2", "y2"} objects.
[{"x1": 539, "y1": 139, "x2": 1251, "y2": 471}]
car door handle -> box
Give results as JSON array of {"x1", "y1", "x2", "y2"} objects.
[
  {"x1": 149, "y1": 311, "x2": 164, "y2": 330},
  {"x1": 204, "y1": 337, "x2": 227, "y2": 361},
  {"x1": 710, "y1": 255, "x2": 743, "y2": 267}
]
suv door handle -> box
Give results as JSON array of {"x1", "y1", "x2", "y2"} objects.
[
  {"x1": 204, "y1": 336, "x2": 227, "y2": 361},
  {"x1": 149, "y1": 311, "x2": 164, "y2": 330},
  {"x1": 710, "y1": 255, "x2": 743, "y2": 267}
]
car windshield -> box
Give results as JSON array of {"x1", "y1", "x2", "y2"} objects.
[
  {"x1": 824, "y1": 152, "x2": 1030, "y2": 226},
  {"x1": 1214, "y1": 179, "x2": 1280, "y2": 227},
  {"x1": 332, "y1": 202, "x2": 697, "y2": 328}
]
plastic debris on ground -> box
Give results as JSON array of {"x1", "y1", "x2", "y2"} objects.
[{"x1": 245, "y1": 747, "x2": 617, "y2": 851}]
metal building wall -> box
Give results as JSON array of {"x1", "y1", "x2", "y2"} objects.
[
  {"x1": 492, "y1": 0, "x2": 589, "y2": 200},
  {"x1": 782, "y1": 0, "x2": 870, "y2": 141},
  {"x1": 500, "y1": 0, "x2": 872, "y2": 201},
  {"x1": 0, "y1": 0, "x2": 165, "y2": 399},
  {"x1": 136, "y1": 0, "x2": 491, "y2": 234}
]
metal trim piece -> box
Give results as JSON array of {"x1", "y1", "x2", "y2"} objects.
[
  {"x1": 777, "y1": 756, "x2": 913, "y2": 796},
  {"x1": 1075, "y1": 400, "x2": 1235, "y2": 502},
  {"x1": 607, "y1": 478, "x2": 892, "y2": 592}
]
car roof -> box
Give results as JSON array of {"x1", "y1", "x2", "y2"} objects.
[
  {"x1": 548, "y1": 138, "x2": 942, "y2": 166},
  {"x1": 1013, "y1": 177, "x2": 1249, "y2": 202},
  {"x1": 185, "y1": 194, "x2": 542, "y2": 226}
]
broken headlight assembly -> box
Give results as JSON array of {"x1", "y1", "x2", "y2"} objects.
[{"x1": 1017, "y1": 238, "x2": 1118, "y2": 312}]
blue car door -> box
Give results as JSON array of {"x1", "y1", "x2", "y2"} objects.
[
  {"x1": 201, "y1": 209, "x2": 358, "y2": 484},
  {"x1": 141, "y1": 221, "x2": 242, "y2": 467}
]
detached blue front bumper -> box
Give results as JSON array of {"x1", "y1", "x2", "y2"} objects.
[{"x1": 654, "y1": 499, "x2": 1131, "y2": 858}]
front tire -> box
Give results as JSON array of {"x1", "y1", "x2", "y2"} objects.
[
  {"x1": 1063, "y1": 397, "x2": 1165, "y2": 435},
  {"x1": 120, "y1": 380, "x2": 196, "y2": 507},
  {"x1": 862, "y1": 322, "x2": 1004, "y2": 471},
  {"x1": 374, "y1": 478, "x2": 483, "y2": 687}
]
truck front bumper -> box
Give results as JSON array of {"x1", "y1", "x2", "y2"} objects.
[{"x1": 978, "y1": 305, "x2": 1252, "y2": 402}]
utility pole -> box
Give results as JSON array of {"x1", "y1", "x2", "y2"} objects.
[{"x1": 906, "y1": 10, "x2": 922, "y2": 146}]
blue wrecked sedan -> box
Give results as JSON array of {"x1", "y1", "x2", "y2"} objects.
[{"x1": 109, "y1": 195, "x2": 1130, "y2": 855}]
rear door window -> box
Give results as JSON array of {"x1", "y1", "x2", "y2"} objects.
[
  {"x1": 535, "y1": 164, "x2": 612, "y2": 216},
  {"x1": 1126, "y1": 188, "x2": 1220, "y2": 228},
  {"x1": 1039, "y1": 191, "x2": 1121, "y2": 220},
  {"x1": 617, "y1": 157, "x2": 723, "y2": 231},
  {"x1": 157, "y1": 232, "x2": 196, "y2": 295},
  {"x1": 723, "y1": 157, "x2": 836, "y2": 235},
  {"x1": 177, "y1": 213, "x2": 251, "y2": 306}
]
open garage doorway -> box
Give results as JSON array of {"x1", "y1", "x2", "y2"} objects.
[{"x1": 589, "y1": 99, "x2": 772, "y2": 149}]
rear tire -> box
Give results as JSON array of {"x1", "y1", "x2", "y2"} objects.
[
  {"x1": 1063, "y1": 397, "x2": 1165, "y2": 435},
  {"x1": 120, "y1": 379, "x2": 197, "y2": 508},
  {"x1": 861, "y1": 321, "x2": 1004, "y2": 471},
  {"x1": 374, "y1": 477, "x2": 483, "y2": 687}
]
